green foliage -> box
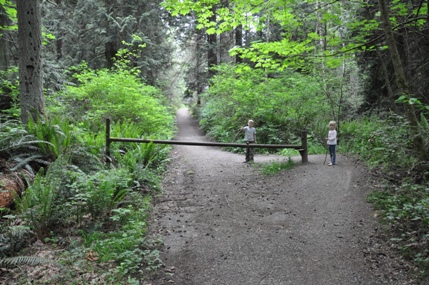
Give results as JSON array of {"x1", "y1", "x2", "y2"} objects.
[
  {"x1": 0, "y1": 0, "x2": 17, "y2": 29},
  {"x1": 258, "y1": 158, "x2": 295, "y2": 175},
  {"x1": 116, "y1": 143, "x2": 170, "y2": 193},
  {"x1": 0, "y1": 68, "x2": 20, "y2": 118},
  {"x1": 397, "y1": 96, "x2": 429, "y2": 114},
  {"x1": 0, "y1": 256, "x2": 61, "y2": 268},
  {"x1": 163, "y1": 0, "x2": 361, "y2": 71},
  {"x1": 340, "y1": 114, "x2": 419, "y2": 174},
  {"x1": 7, "y1": 57, "x2": 174, "y2": 280},
  {"x1": 79, "y1": 194, "x2": 162, "y2": 278},
  {"x1": 15, "y1": 152, "x2": 130, "y2": 235},
  {"x1": 199, "y1": 64, "x2": 329, "y2": 149},
  {"x1": 0, "y1": 215, "x2": 31, "y2": 257},
  {"x1": 26, "y1": 115, "x2": 72, "y2": 159},
  {"x1": 68, "y1": 168, "x2": 132, "y2": 219},
  {"x1": 368, "y1": 181, "x2": 429, "y2": 275},
  {"x1": 113, "y1": 35, "x2": 147, "y2": 75},
  {"x1": 15, "y1": 168, "x2": 58, "y2": 235},
  {"x1": 52, "y1": 64, "x2": 174, "y2": 138},
  {"x1": 0, "y1": 118, "x2": 50, "y2": 174}
]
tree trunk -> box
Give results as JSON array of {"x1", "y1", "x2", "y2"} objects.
[
  {"x1": 196, "y1": 29, "x2": 205, "y2": 105},
  {"x1": 219, "y1": 0, "x2": 231, "y2": 64},
  {"x1": 17, "y1": 0, "x2": 46, "y2": 125},
  {"x1": 376, "y1": 50, "x2": 398, "y2": 112},
  {"x1": 105, "y1": 41, "x2": 119, "y2": 69},
  {"x1": 55, "y1": 0, "x2": 63, "y2": 60},
  {"x1": 0, "y1": 5, "x2": 10, "y2": 71},
  {"x1": 378, "y1": 0, "x2": 428, "y2": 161},
  {"x1": 235, "y1": 25, "x2": 243, "y2": 63},
  {"x1": 207, "y1": 6, "x2": 217, "y2": 78}
]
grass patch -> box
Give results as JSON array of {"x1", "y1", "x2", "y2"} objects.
[{"x1": 257, "y1": 157, "x2": 295, "y2": 175}]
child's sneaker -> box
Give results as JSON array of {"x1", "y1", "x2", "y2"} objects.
[{"x1": 328, "y1": 162, "x2": 333, "y2": 166}]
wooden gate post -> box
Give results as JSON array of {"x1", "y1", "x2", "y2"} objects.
[
  {"x1": 300, "y1": 129, "x2": 308, "y2": 163},
  {"x1": 106, "y1": 118, "x2": 111, "y2": 165}
]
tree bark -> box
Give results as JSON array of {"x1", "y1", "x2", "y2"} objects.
[
  {"x1": 17, "y1": 0, "x2": 46, "y2": 125},
  {"x1": 208, "y1": 6, "x2": 217, "y2": 78},
  {"x1": 376, "y1": 50, "x2": 397, "y2": 112},
  {"x1": 55, "y1": 0, "x2": 63, "y2": 60},
  {"x1": 0, "y1": 5, "x2": 10, "y2": 71},
  {"x1": 235, "y1": 25, "x2": 243, "y2": 63},
  {"x1": 378, "y1": 0, "x2": 428, "y2": 161},
  {"x1": 105, "y1": 41, "x2": 119, "y2": 69},
  {"x1": 196, "y1": 29, "x2": 205, "y2": 105}
]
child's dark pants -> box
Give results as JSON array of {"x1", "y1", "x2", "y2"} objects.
[
  {"x1": 246, "y1": 141, "x2": 254, "y2": 162},
  {"x1": 328, "y1": 144, "x2": 336, "y2": 164}
]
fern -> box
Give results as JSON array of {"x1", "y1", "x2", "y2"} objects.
[
  {"x1": 10, "y1": 154, "x2": 49, "y2": 174},
  {"x1": 0, "y1": 118, "x2": 51, "y2": 173},
  {"x1": 27, "y1": 116, "x2": 73, "y2": 159},
  {"x1": 0, "y1": 255, "x2": 61, "y2": 268},
  {"x1": 421, "y1": 113, "x2": 429, "y2": 131}
]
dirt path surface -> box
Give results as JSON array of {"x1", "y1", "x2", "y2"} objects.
[{"x1": 148, "y1": 108, "x2": 413, "y2": 285}]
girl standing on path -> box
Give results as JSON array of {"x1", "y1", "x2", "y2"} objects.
[{"x1": 326, "y1": 120, "x2": 337, "y2": 166}]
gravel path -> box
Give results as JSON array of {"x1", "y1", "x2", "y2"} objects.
[{"x1": 147, "y1": 108, "x2": 415, "y2": 285}]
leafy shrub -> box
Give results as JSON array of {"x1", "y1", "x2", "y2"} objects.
[
  {"x1": 368, "y1": 180, "x2": 429, "y2": 275},
  {"x1": 80, "y1": 194, "x2": 161, "y2": 278},
  {"x1": 2, "y1": 52, "x2": 175, "y2": 283},
  {"x1": 258, "y1": 158, "x2": 295, "y2": 175},
  {"x1": 340, "y1": 114, "x2": 418, "y2": 175},
  {"x1": 69, "y1": 168, "x2": 132, "y2": 219},
  {"x1": 117, "y1": 144, "x2": 170, "y2": 194},
  {"x1": 15, "y1": 154, "x2": 133, "y2": 235},
  {"x1": 0, "y1": 67, "x2": 20, "y2": 118},
  {"x1": 199, "y1": 64, "x2": 329, "y2": 150},
  {"x1": 50, "y1": 64, "x2": 174, "y2": 138},
  {"x1": 15, "y1": 168, "x2": 58, "y2": 236}
]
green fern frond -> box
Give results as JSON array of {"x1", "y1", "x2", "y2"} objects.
[
  {"x1": 8, "y1": 225, "x2": 32, "y2": 238},
  {"x1": 420, "y1": 113, "x2": 429, "y2": 131},
  {"x1": 0, "y1": 255, "x2": 61, "y2": 268},
  {"x1": 10, "y1": 155, "x2": 47, "y2": 172}
]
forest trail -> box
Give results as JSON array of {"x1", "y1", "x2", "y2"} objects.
[{"x1": 147, "y1": 108, "x2": 411, "y2": 285}]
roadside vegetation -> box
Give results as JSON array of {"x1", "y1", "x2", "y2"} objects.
[{"x1": 0, "y1": 58, "x2": 175, "y2": 284}]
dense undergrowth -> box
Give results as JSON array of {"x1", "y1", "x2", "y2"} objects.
[{"x1": 0, "y1": 62, "x2": 175, "y2": 284}]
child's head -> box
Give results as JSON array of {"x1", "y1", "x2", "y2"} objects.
[
  {"x1": 248, "y1": 119, "x2": 254, "y2": 126},
  {"x1": 328, "y1": 121, "x2": 336, "y2": 129}
]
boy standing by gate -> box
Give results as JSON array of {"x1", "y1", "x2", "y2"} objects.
[{"x1": 241, "y1": 119, "x2": 257, "y2": 163}]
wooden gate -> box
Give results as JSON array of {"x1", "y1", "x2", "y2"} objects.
[{"x1": 105, "y1": 119, "x2": 308, "y2": 163}]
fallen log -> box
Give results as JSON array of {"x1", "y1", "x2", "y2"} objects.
[{"x1": 0, "y1": 170, "x2": 34, "y2": 208}]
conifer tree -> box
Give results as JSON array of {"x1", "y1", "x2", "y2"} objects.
[{"x1": 17, "y1": 0, "x2": 45, "y2": 124}]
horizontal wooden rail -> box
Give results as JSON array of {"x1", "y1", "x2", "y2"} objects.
[
  {"x1": 108, "y1": 137, "x2": 303, "y2": 149},
  {"x1": 105, "y1": 118, "x2": 308, "y2": 163}
]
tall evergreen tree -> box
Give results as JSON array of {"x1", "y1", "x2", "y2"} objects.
[
  {"x1": 42, "y1": 0, "x2": 175, "y2": 87},
  {"x1": 378, "y1": 0, "x2": 428, "y2": 162},
  {"x1": 0, "y1": 5, "x2": 10, "y2": 71},
  {"x1": 17, "y1": 0, "x2": 45, "y2": 124}
]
